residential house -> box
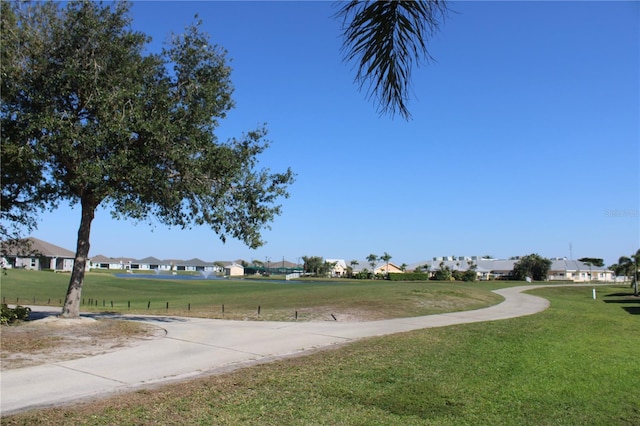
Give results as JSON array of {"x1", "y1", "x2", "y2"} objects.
[
  {"x1": 177, "y1": 258, "x2": 216, "y2": 272},
  {"x1": 409, "y1": 256, "x2": 614, "y2": 282},
  {"x1": 135, "y1": 256, "x2": 164, "y2": 271},
  {"x1": 325, "y1": 259, "x2": 348, "y2": 277},
  {"x1": 90, "y1": 255, "x2": 137, "y2": 270},
  {"x1": 224, "y1": 263, "x2": 245, "y2": 277},
  {"x1": 351, "y1": 260, "x2": 405, "y2": 276},
  {"x1": 375, "y1": 261, "x2": 404, "y2": 274},
  {"x1": 547, "y1": 259, "x2": 614, "y2": 282},
  {"x1": 1, "y1": 237, "x2": 87, "y2": 272}
]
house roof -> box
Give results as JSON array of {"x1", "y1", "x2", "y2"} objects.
[
  {"x1": 350, "y1": 260, "x2": 403, "y2": 272},
  {"x1": 90, "y1": 255, "x2": 137, "y2": 264},
  {"x1": 2, "y1": 237, "x2": 76, "y2": 258},
  {"x1": 549, "y1": 259, "x2": 609, "y2": 272},
  {"x1": 180, "y1": 258, "x2": 213, "y2": 267},
  {"x1": 408, "y1": 258, "x2": 612, "y2": 274},
  {"x1": 225, "y1": 263, "x2": 244, "y2": 269},
  {"x1": 137, "y1": 256, "x2": 163, "y2": 264},
  {"x1": 325, "y1": 259, "x2": 347, "y2": 269}
]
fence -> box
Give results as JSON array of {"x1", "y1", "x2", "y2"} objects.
[{"x1": 1, "y1": 296, "x2": 324, "y2": 321}]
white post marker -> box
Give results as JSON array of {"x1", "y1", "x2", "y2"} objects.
[{"x1": 592, "y1": 288, "x2": 596, "y2": 300}]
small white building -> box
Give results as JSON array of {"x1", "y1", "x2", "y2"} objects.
[{"x1": 224, "y1": 263, "x2": 245, "y2": 277}]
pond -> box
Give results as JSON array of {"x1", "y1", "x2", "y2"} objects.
[
  {"x1": 114, "y1": 273, "x2": 224, "y2": 280},
  {"x1": 114, "y1": 274, "x2": 303, "y2": 284}
]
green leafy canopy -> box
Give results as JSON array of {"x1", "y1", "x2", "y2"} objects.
[{"x1": 1, "y1": 0, "x2": 294, "y2": 249}]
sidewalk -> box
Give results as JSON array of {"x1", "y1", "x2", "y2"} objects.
[{"x1": 1, "y1": 285, "x2": 552, "y2": 415}]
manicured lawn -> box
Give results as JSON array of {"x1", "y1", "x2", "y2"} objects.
[
  {"x1": 1, "y1": 269, "x2": 502, "y2": 320},
  {"x1": 3, "y1": 284, "x2": 638, "y2": 425}
]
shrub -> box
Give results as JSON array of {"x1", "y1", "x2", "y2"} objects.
[
  {"x1": 431, "y1": 269, "x2": 453, "y2": 281},
  {"x1": 388, "y1": 273, "x2": 430, "y2": 281},
  {"x1": 1, "y1": 304, "x2": 31, "y2": 325}
]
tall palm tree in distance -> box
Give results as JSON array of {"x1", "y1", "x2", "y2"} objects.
[
  {"x1": 366, "y1": 253, "x2": 378, "y2": 279},
  {"x1": 380, "y1": 252, "x2": 392, "y2": 277}
]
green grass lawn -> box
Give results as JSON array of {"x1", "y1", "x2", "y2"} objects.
[
  {"x1": 3, "y1": 284, "x2": 638, "y2": 425},
  {"x1": 1, "y1": 269, "x2": 502, "y2": 320}
]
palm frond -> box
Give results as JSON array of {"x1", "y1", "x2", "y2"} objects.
[{"x1": 336, "y1": 0, "x2": 448, "y2": 120}]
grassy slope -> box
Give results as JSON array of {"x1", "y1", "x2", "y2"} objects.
[{"x1": 3, "y1": 285, "x2": 639, "y2": 425}]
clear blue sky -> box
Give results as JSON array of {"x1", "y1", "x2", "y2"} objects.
[{"x1": 32, "y1": 1, "x2": 639, "y2": 266}]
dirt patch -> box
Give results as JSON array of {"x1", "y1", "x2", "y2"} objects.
[{"x1": 1, "y1": 317, "x2": 165, "y2": 370}]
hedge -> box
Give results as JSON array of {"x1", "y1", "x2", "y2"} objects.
[{"x1": 388, "y1": 273, "x2": 430, "y2": 281}]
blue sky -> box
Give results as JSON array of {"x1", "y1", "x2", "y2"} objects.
[{"x1": 32, "y1": 1, "x2": 639, "y2": 266}]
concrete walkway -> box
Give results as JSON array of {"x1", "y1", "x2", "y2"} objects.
[{"x1": 1, "y1": 285, "x2": 553, "y2": 415}]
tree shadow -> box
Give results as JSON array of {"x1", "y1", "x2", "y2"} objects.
[
  {"x1": 25, "y1": 309, "x2": 189, "y2": 323},
  {"x1": 603, "y1": 292, "x2": 640, "y2": 315},
  {"x1": 28, "y1": 310, "x2": 59, "y2": 321},
  {"x1": 88, "y1": 312, "x2": 189, "y2": 323}
]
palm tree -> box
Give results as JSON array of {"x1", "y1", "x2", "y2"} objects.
[
  {"x1": 380, "y1": 252, "x2": 392, "y2": 277},
  {"x1": 617, "y1": 256, "x2": 633, "y2": 284},
  {"x1": 336, "y1": 0, "x2": 449, "y2": 120},
  {"x1": 617, "y1": 250, "x2": 640, "y2": 296},
  {"x1": 366, "y1": 253, "x2": 378, "y2": 279},
  {"x1": 349, "y1": 259, "x2": 359, "y2": 278}
]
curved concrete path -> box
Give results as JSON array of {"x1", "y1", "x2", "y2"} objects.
[{"x1": 1, "y1": 285, "x2": 553, "y2": 415}]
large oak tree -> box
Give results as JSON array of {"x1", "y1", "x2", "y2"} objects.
[{"x1": 1, "y1": 1, "x2": 294, "y2": 318}]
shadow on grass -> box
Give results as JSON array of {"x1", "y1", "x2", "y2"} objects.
[
  {"x1": 605, "y1": 292, "x2": 639, "y2": 297},
  {"x1": 603, "y1": 292, "x2": 640, "y2": 315},
  {"x1": 26, "y1": 309, "x2": 189, "y2": 323}
]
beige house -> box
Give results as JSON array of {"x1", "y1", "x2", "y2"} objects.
[
  {"x1": 325, "y1": 259, "x2": 348, "y2": 277},
  {"x1": 374, "y1": 262, "x2": 404, "y2": 275},
  {"x1": 224, "y1": 263, "x2": 245, "y2": 277},
  {"x1": 351, "y1": 260, "x2": 405, "y2": 276}
]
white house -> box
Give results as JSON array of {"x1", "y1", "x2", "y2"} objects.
[
  {"x1": 90, "y1": 255, "x2": 136, "y2": 270},
  {"x1": 1, "y1": 237, "x2": 87, "y2": 272},
  {"x1": 547, "y1": 259, "x2": 614, "y2": 282},
  {"x1": 409, "y1": 256, "x2": 614, "y2": 282}
]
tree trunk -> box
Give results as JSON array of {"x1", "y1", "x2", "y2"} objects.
[{"x1": 60, "y1": 197, "x2": 96, "y2": 318}]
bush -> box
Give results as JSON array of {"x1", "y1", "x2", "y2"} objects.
[
  {"x1": 353, "y1": 272, "x2": 372, "y2": 279},
  {"x1": 1, "y1": 304, "x2": 31, "y2": 325},
  {"x1": 431, "y1": 269, "x2": 453, "y2": 281},
  {"x1": 388, "y1": 273, "x2": 430, "y2": 281}
]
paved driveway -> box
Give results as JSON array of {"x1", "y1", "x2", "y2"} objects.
[{"x1": 1, "y1": 285, "x2": 557, "y2": 415}]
